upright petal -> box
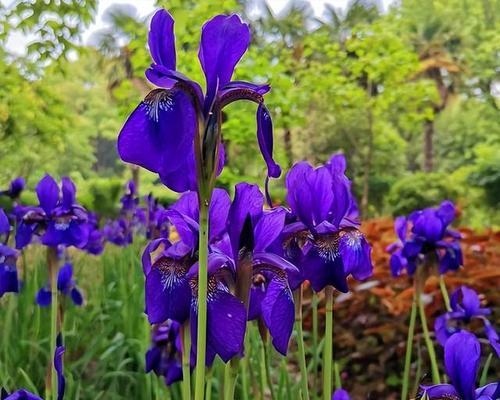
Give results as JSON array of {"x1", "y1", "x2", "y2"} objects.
[
  {"x1": 339, "y1": 229, "x2": 373, "y2": 281},
  {"x1": 61, "y1": 177, "x2": 76, "y2": 210},
  {"x1": 394, "y1": 216, "x2": 408, "y2": 243},
  {"x1": 460, "y1": 286, "x2": 482, "y2": 319},
  {"x1": 444, "y1": 331, "x2": 480, "y2": 400},
  {"x1": 437, "y1": 200, "x2": 455, "y2": 227},
  {"x1": 412, "y1": 208, "x2": 445, "y2": 242},
  {"x1": 148, "y1": 9, "x2": 176, "y2": 70},
  {"x1": 257, "y1": 103, "x2": 281, "y2": 179},
  {"x1": 36, "y1": 175, "x2": 59, "y2": 215},
  {"x1": 198, "y1": 14, "x2": 250, "y2": 112},
  {"x1": 208, "y1": 188, "x2": 231, "y2": 241},
  {"x1": 0, "y1": 208, "x2": 9, "y2": 235},
  {"x1": 253, "y1": 208, "x2": 286, "y2": 253},
  {"x1": 0, "y1": 265, "x2": 19, "y2": 297}
]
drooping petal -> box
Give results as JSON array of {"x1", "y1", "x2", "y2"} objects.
[
  {"x1": 444, "y1": 331, "x2": 480, "y2": 400},
  {"x1": 36, "y1": 287, "x2": 52, "y2": 307},
  {"x1": 338, "y1": 229, "x2": 373, "y2": 281},
  {"x1": 145, "y1": 257, "x2": 191, "y2": 324},
  {"x1": 148, "y1": 9, "x2": 176, "y2": 70},
  {"x1": 302, "y1": 247, "x2": 348, "y2": 293},
  {"x1": 260, "y1": 277, "x2": 294, "y2": 355},
  {"x1": 1, "y1": 389, "x2": 43, "y2": 400},
  {"x1": 36, "y1": 175, "x2": 59, "y2": 215},
  {"x1": 206, "y1": 289, "x2": 246, "y2": 362},
  {"x1": 54, "y1": 343, "x2": 65, "y2": 400},
  {"x1": 142, "y1": 238, "x2": 171, "y2": 275},
  {"x1": 475, "y1": 382, "x2": 500, "y2": 399},
  {"x1": 117, "y1": 89, "x2": 197, "y2": 193},
  {"x1": 198, "y1": 14, "x2": 250, "y2": 112},
  {"x1": 482, "y1": 317, "x2": 500, "y2": 357},
  {"x1": 332, "y1": 389, "x2": 351, "y2": 400},
  {"x1": 70, "y1": 287, "x2": 84, "y2": 306},
  {"x1": 42, "y1": 220, "x2": 89, "y2": 248},
  {"x1": 394, "y1": 216, "x2": 408, "y2": 243},
  {"x1": 417, "y1": 384, "x2": 460, "y2": 399},
  {"x1": 390, "y1": 250, "x2": 407, "y2": 277},
  {"x1": 0, "y1": 265, "x2": 19, "y2": 297},
  {"x1": 256, "y1": 103, "x2": 281, "y2": 179}
]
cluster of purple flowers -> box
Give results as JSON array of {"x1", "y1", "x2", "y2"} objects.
[{"x1": 387, "y1": 200, "x2": 463, "y2": 277}]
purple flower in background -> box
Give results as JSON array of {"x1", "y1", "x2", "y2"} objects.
[
  {"x1": 145, "y1": 193, "x2": 169, "y2": 240},
  {"x1": 435, "y1": 286, "x2": 499, "y2": 357},
  {"x1": 417, "y1": 331, "x2": 499, "y2": 400},
  {"x1": 225, "y1": 183, "x2": 298, "y2": 355},
  {"x1": 120, "y1": 181, "x2": 139, "y2": 211},
  {"x1": 103, "y1": 218, "x2": 132, "y2": 247},
  {"x1": 332, "y1": 389, "x2": 351, "y2": 400},
  {"x1": 284, "y1": 154, "x2": 373, "y2": 293},
  {"x1": 387, "y1": 201, "x2": 462, "y2": 276},
  {"x1": 117, "y1": 9, "x2": 280, "y2": 193},
  {"x1": 83, "y1": 213, "x2": 105, "y2": 255},
  {"x1": 0, "y1": 208, "x2": 19, "y2": 297},
  {"x1": 0, "y1": 177, "x2": 25, "y2": 200},
  {"x1": 15, "y1": 175, "x2": 89, "y2": 250},
  {"x1": 36, "y1": 263, "x2": 84, "y2": 307},
  {"x1": 145, "y1": 321, "x2": 183, "y2": 386},
  {"x1": 0, "y1": 389, "x2": 42, "y2": 400}
]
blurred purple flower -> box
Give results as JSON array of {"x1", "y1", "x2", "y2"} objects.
[
  {"x1": 387, "y1": 201, "x2": 463, "y2": 276},
  {"x1": 0, "y1": 177, "x2": 25, "y2": 200},
  {"x1": 36, "y1": 263, "x2": 83, "y2": 307},
  {"x1": 82, "y1": 213, "x2": 105, "y2": 255},
  {"x1": 15, "y1": 175, "x2": 89, "y2": 250},
  {"x1": 332, "y1": 389, "x2": 351, "y2": 400},
  {"x1": 435, "y1": 286, "x2": 499, "y2": 357},
  {"x1": 0, "y1": 208, "x2": 19, "y2": 297},
  {"x1": 145, "y1": 193, "x2": 169, "y2": 240},
  {"x1": 283, "y1": 154, "x2": 373, "y2": 293},
  {"x1": 418, "y1": 331, "x2": 499, "y2": 400},
  {"x1": 103, "y1": 218, "x2": 133, "y2": 247},
  {"x1": 145, "y1": 320, "x2": 183, "y2": 386},
  {"x1": 117, "y1": 9, "x2": 280, "y2": 193}
]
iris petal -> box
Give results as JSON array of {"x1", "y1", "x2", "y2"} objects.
[
  {"x1": 36, "y1": 175, "x2": 59, "y2": 215},
  {"x1": 148, "y1": 9, "x2": 176, "y2": 70}
]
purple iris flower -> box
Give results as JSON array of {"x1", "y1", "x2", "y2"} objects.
[
  {"x1": 117, "y1": 9, "x2": 280, "y2": 193},
  {"x1": 387, "y1": 201, "x2": 463, "y2": 276},
  {"x1": 15, "y1": 175, "x2": 89, "y2": 250},
  {"x1": 435, "y1": 286, "x2": 499, "y2": 357},
  {"x1": 0, "y1": 389, "x2": 42, "y2": 400},
  {"x1": 120, "y1": 181, "x2": 139, "y2": 211},
  {"x1": 36, "y1": 263, "x2": 84, "y2": 307},
  {"x1": 145, "y1": 320, "x2": 183, "y2": 386},
  {"x1": 283, "y1": 154, "x2": 373, "y2": 293},
  {"x1": 332, "y1": 389, "x2": 351, "y2": 400},
  {"x1": 0, "y1": 208, "x2": 19, "y2": 297},
  {"x1": 141, "y1": 188, "x2": 231, "y2": 326},
  {"x1": 0, "y1": 177, "x2": 25, "y2": 200},
  {"x1": 103, "y1": 218, "x2": 132, "y2": 247},
  {"x1": 417, "y1": 331, "x2": 499, "y2": 400},
  {"x1": 225, "y1": 183, "x2": 298, "y2": 355}
]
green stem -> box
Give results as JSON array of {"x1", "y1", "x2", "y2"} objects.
[
  {"x1": 439, "y1": 275, "x2": 451, "y2": 312},
  {"x1": 258, "y1": 333, "x2": 267, "y2": 400},
  {"x1": 323, "y1": 286, "x2": 334, "y2": 400},
  {"x1": 223, "y1": 359, "x2": 239, "y2": 400},
  {"x1": 241, "y1": 348, "x2": 250, "y2": 400},
  {"x1": 264, "y1": 340, "x2": 275, "y2": 400},
  {"x1": 194, "y1": 197, "x2": 209, "y2": 400},
  {"x1": 46, "y1": 247, "x2": 59, "y2": 400},
  {"x1": 402, "y1": 290, "x2": 418, "y2": 400},
  {"x1": 479, "y1": 353, "x2": 493, "y2": 387},
  {"x1": 295, "y1": 287, "x2": 310, "y2": 400},
  {"x1": 416, "y1": 277, "x2": 440, "y2": 384},
  {"x1": 181, "y1": 323, "x2": 192, "y2": 400},
  {"x1": 334, "y1": 362, "x2": 341, "y2": 389},
  {"x1": 311, "y1": 290, "x2": 319, "y2": 398},
  {"x1": 205, "y1": 368, "x2": 212, "y2": 400}
]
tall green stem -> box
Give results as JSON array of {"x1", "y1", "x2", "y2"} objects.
[
  {"x1": 46, "y1": 247, "x2": 59, "y2": 400},
  {"x1": 194, "y1": 197, "x2": 209, "y2": 400},
  {"x1": 416, "y1": 275, "x2": 440, "y2": 384},
  {"x1": 439, "y1": 275, "x2": 451, "y2": 312},
  {"x1": 311, "y1": 290, "x2": 319, "y2": 397},
  {"x1": 264, "y1": 340, "x2": 275, "y2": 400},
  {"x1": 224, "y1": 359, "x2": 239, "y2": 400},
  {"x1": 401, "y1": 290, "x2": 417, "y2": 400},
  {"x1": 181, "y1": 323, "x2": 191, "y2": 400},
  {"x1": 205, "y1": 368, "x2": 212, "y2": 400},
  {"x1": 295, "y1": 286, "x2": 310, "y2": 400},
  {"x1": 323, "y1": 286, "x2": 334, "y2": 400}
]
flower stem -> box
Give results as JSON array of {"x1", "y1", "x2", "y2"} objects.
[
  {"x1": 241, "y1": 346, "x2": 250, "y2": 400},
  {"x1": 479, "y1": 353, "x2": 493, "y2": 387},
  {"x1": 295, "y1": 286, "x2": 310, "y2": 400},
  {"x1": 264, "y1": 340, "x2": 275, "y2": 400},
  {"x1": 46, "y1": 247, "x2": 59, "y2": 400},
  {"x1": 194, "y1": 196, "x2": 210, "y2": 400},
  {"x1": 205, "y1": 368, "x2": 213, "y2": 400},
  {"x1": 181, "y1": 323, "x2": 191, "y2": 400},
  {"x1": 401, "y1": 290, "x2": 417, "y2": 400},
  {"x1": 334, "y1": 362, "x2": 341, "y2": 389},
  {"x1": 415, "y1": 275, "x2": 440, "y2": 384},
  {"x1": 223, "y1": 359, "x2": 239, "y2": 400},
  {"x1": 323, "y1": 286, "x2": 334, "y2": 400},
  {"x1": 439, "y1": 275, "x2": 451, "y2": 312},
  {"x1": 311, "y1": 290, "x2": 319, "y2": 397}
]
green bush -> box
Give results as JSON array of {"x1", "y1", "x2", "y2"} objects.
[
  {"x1": 78, "y1": 177, "x2": 123, "y2": 218},
  {"x1": 385, "y1": 172, "x2": 459, "y2": 216},
  {"x1": 468, "y1": 144, "x2": 500, "y2": 208}
]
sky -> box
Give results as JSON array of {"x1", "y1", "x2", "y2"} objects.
[{"x1": 4, "y1": 0, "x2": 394, "y2": 54}]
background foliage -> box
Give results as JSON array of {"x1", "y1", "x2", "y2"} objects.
[{"x1": 0, "y1": 0, "x2": 499, "y2": 226}]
